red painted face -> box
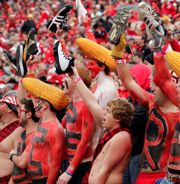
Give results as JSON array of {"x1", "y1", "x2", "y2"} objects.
[
  {"x1": 0, "y1": 103, "x2": 8, "y2": 118},
  {"x1": 86, "y1": 60, "x2": 101, "y2": 78}
]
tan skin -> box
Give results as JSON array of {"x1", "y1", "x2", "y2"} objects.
[
  {"x1": 28, "y1": 98, "x2": 65, "y2": 184},
  {"x1": 0, "y1": 79, "x2": 37, "y2": 181},
  {"x1": 116, "y1": 61, "x2": 179, "y2": 173},
  {"x1": 89, "y1": 105, "x2": 132, "y2": 184},
  {"x1": 68, "y1": 67, "x2": 132, "y2": 184},
  {"x1": 0, "y1": 101, "x2": 22, "y2": 179}
]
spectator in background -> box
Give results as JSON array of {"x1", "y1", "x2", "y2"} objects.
[
  {"x1": 57, "y1": 67, "x2": 95, "y2": 184},
  {"x1": 123, "y1": 64, "x2": 151, "y2": 184},
  {"x1": 0, "y1": 91, "x2": 20, "y2": 184},
  {"x1": 93, "y1": 18, "x2": 108, "y2": 44}
]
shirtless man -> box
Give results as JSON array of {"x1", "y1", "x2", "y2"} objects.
[
  {"x1": 0, "y1": 91, "x2": 21, "y2": 183},
  {"x1": 71, "y1": 67, "x2": 133, "y2": 184},
  {"x1": 9, "y1": 97, "x2": 38, "y2": 184},
  {"x1": 108, "y1": 3, "x2": 180, "y2": 183},
  {"x1": 156, "y1": 77, "x2": 180, "y2": 184},
  {"x1": 22, "y1": 78, "x2": 65, "y2": 184},
  {"x1": 57, "y1": 67, "x2": 95, "y2": 184},
  {"x1": 0, "y1": 80, "x2": 39, "y2": 184}
]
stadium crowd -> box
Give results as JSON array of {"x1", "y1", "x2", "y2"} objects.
[{"x1": 0, "y1": 0, "x2": 179, "y2": 184}]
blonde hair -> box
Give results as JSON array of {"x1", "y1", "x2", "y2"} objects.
[{"x1": 107, "y1": 98, "x2": 134, "y2": 128}]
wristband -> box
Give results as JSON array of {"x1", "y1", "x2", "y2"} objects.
[
  {"x1": 65, "y1": 170, "x2": 73, "y2": 176},
  {"x1": 66, "y1": 168, "x2": 74, "y2": 176},
  {"x1": 74, "y1": 77, "x2": 82, "y2": 84},
  {"x1": 9, "y1": 153, "x2": 17, "y2": 161}
]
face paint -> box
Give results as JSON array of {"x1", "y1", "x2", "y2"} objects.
[
  {"x1": 34, "y1": 102, "x2": 43, "y2": 111},
  {"x1": 65, "y1": 80, "x2": 69, "y2": 89},
  {"x1": 86, "y1": 60, "x2": 101, "y2": 78},
  {"x1": 0, "y1": 103, "x2": 8, "y2": 118}
]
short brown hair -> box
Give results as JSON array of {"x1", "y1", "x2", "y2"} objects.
[
  {"x1": 107, "y1": 98, "x2": 134, "y2": 128},
  {"x1": 21, "y1": 98, "x2": 39, "y2": 122},
  {"x1": 77, "y1": 67, "x2": 92, "y2": 88}
]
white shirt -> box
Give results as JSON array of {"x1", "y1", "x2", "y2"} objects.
[{"x1": 94, "y1": 71, "x2": 119, "y2": 109}]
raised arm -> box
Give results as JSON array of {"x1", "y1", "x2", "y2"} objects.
[
  {"x1": 58, "y1": 105, "x2": 94, "y2": 183},
  {"x1": 169, "y1": 39, "x2": 180, "y2": 52},
  {"x1": 67, "y1": 105, "x2": 94, "y2": 170},
  {"x1": 82, "y1": 16, "x2": 97, "y2": 42},
  {"x1": 111, "y1": 34, "x2": 150, "y2": 107},
  {"x1": 72, "y1": 67, "x2": 104, "y2": 128},
  {"x1": 153, "y1": 52, "x2": 179, "y2": 107},
  {"x1": 116, "y1": 62, "x2": 150, "y2": 107},
  {"x1": 166, "y1": 29, "x2": 180, "y2": 52},
  {"x1": 17, "y1": 78, "x2": 27, "y2": 104}
]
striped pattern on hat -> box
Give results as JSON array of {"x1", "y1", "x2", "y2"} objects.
[
  {"x1": 0, "y1": 96, "x2": 17, "y2": 106},
  {"x1": 76, "y1": 38, "x2": 117, "y2": 71}
]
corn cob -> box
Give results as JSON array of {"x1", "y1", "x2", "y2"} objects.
[
  {"x1": 76, "y1": 38, "x2": 117, "y2": 71},
  {"x1": 165, "y1": 51, "x2": 180, "y2": 78},
  {"x1": 22, "y1": 77, "x2": 69, "y2": 110}
]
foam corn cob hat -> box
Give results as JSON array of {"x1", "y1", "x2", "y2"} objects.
[
  {"x1": 165, "y1": 51, "x2": 180, "y2": 78},
  {"x1": 76, "y1": 38, "x2": 117, "y2": 71},
  {"x1": 22, "y1": 77, "x2": 69, "y2": 110}
]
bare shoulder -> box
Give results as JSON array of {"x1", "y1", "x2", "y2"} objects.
[
  {"x1": 48, "y1": 123, "x2": 64, "y2": 137},
  {"x1": 11, "y1": 127, "x2": 25, "y2": 138},
  {"x1": 109, "y1": 131, "x2": 131, "y2": 146}
]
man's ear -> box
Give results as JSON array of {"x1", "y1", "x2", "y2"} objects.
[
  {"x1": 26, "y1": 112, "x2": 32, "y2": 119},
  {"x1": 44, "y1": 101, "x2": 49, "y2": 110}
]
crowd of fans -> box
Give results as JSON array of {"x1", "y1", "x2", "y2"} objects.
[
  {"x1": 0, "y1": 0, "x2": 179, "y2": 96},
  {"x1": 0, "y1": 0, "x2": 179, "y2": 184}
]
